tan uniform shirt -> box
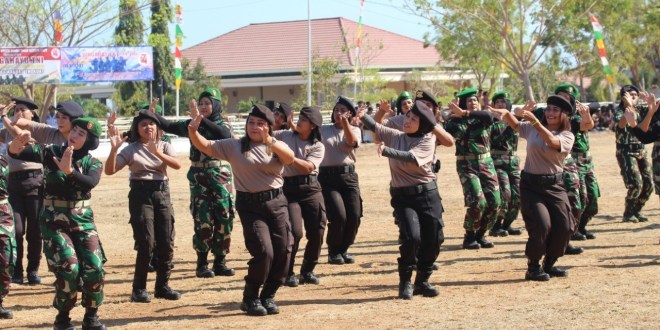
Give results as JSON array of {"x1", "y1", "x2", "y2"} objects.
[
  {"x1": 116, "y1": 141, "x2": 176, "y2": 181},
  {"x1": 375, "y1": 124, "x2": 436, "y2": 188},
  {"x1": 273, "y1": 130, "x2": 324, "y2": 177},
  {"x1": 210, "y1": 138, "x2": 284, "y2": 192},
  {"x1": 519, "y1": 122, "x2": 575, "y2": 175},
  {"x1": 319, "y1": 124, "x2": 361, "y2": 167},
  {"x1": 27, "y1": 122, "x2": 67, "y2": 145},
  {"x1": 0, "y1": 129, "x2": 42, "y2": 172}
]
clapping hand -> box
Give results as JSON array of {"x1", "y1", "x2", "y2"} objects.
[
  {"x1": 448, "y1": 102, "x2": 463, "y2": 117},
  {"x1": 188, "y1": 114, "x2": 203, "y2": 132},
  {"x1": 188, "y1": 98, "x2": 199, "y2": 119},
  {"x1": 0, "y1": 102, "x2": 15, "y2": 117},
  {"x1": 53, "y1": 145, "x2": 74, "y2": 175},
  {"x1": 149, "y1": 98, "x2": 159, "y2": 113},
  {"x1": 146, "y1": 131, "x2": 161, "y2": 155},
  {"x1": 108, "y1": 125, "x2": 127, "y2": 150},
  {"x1": 623, "y1": 106, "x2": 638, "y2": 127}
]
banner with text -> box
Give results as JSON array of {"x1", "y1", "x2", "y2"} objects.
[
  {"x1": 0, "y1": 47, "x2": 61, "y2": 85},
  {"x1": 61, "y1": 46, "x2": 154, "y2": 83}
]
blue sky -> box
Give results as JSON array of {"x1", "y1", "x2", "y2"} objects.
[{"x1": 94, "y1": 0, "x2": 432, "y2": 48}]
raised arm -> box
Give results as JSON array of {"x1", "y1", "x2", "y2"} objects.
[
  {"x1": 104, "y1": 125, "x2": 128, "y2": 175},
  {"x1": 637, "y1": 92, "x2": 658, "y2": 132}
]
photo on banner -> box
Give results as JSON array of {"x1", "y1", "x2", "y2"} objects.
[
  {"x1": 61, "y1": 46, "x2": 154, "y2": 83},
  {"x1": 0, "y1": 47, "x2": 61, "y2": 85}
]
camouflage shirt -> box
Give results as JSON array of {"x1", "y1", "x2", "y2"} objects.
[
  {"x1": 613, "y1": 104, "x2": 658, "y2": 146},
  {"x1": 159, "y1": 115, "x2": 232, "y2": 162},
  {"x1": 490, "y1": 119, "x2": 519, "y2": 153},
  {"x1": 445, "y1": 111, "x2": 495, "y2": 155},
  {"x1": 570, "y1": 115, "x2": 590, "y2": 153},
  {"x1": 0, "y1": 156, "x2": 8, "y2": 200},
  {"x1": 10, "y1": 144, "x2": 102, "y2": 201}
]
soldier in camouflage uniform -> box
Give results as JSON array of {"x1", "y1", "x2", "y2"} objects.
[
  {"x1": 555, "y1": 84, "x2": 600, "y2": 240},
  {"x1": 489, "y1": 91, "x2": 523, "y2": 237},
  {"x1": 445, "y1": 88, "x2": 501, "y2": 249},
  {"x1": 0, "y1": 156, "x2": 17, "y2": 319},
  {"x1": 9, "y1": 117, "x2": 106, "y2": 330},
  {"x1": 155, "y1": 88, "x2": 236, "y2": 278},
  {"x1": 624, "y1": 92, "x2": 660, "y2": 205},
  {"x1": 613, "y1": 85, "x2": 653, "y2": 222}
]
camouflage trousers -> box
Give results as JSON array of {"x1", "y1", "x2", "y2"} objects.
[
  {"x1": 188, "y1": 165, "x2": 235, "y2": 257},
  {"x1": 653, "y1": 143, "x2": 660, "y2": 195},
  {"x1": 493, "y1": 154, "x2": 521, "y2": 227},
  {"x1": 615, "y1": 148, "x2": 653, "y2": 216},
  {"x1": 562, "y1": 156, "x2": 584, "y2": 232},
  {"x1": 0, "y1": 202, "x2": 16, "y2": 302},
  {"x1": 572, "y1": 152, "x2": 601, "y2": 223},
  {"x1": 40, "y1": 205, "x2": 105, "y2": 311},
  {"x1": 457, "y1": 158, "x2": 501, "y2": 231}
]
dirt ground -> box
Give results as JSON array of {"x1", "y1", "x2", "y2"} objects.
[{"x1": 3, "y1": 130, "x2": 659, "y2": 329}]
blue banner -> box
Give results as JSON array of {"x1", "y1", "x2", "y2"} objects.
[{"x1": 61, "y1": 46, "x2": 154, "y2": 83}]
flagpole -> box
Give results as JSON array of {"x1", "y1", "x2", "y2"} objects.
[
  {"x1": 307, "y1": 0, "x2": 312, "y2": 106},
  {"x1": 174, "y1": 3, "x2": 183, "y2": 118},
  {"x1": 589, "y1": 14, "x2": 616, "y2": 103},
  {"x1": 354, "y1": 0, "x2": 365, "y2": 100}
]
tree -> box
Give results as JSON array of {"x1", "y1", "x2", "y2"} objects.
[
  {"x1": 164, "y1": 58, "x2": 222, "y2": 116},
  {"x1": 111, "y1": 0, "x2": 147, "y2": 116},
  {"x1": 404, "y1": 68, "x2": 455, "y2": 106},
  {"x1": 0, "y1": 0, "x2": 117, "y2": 120},
  {"x1": 149, "y1": 0, "x2": 174, "y2": 105},
  {"x1": 409, "y1": 0, "x2": 585, "y2": 101},
  {"x1": 293, "y1": 55, "x2": 343, "y2": 110}
]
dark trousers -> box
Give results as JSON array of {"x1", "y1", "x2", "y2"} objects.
[
  {"x1": 520, "y1": 172, "x2": 573, "y2": 260},
  {"x1": 391, "y1": 187, "x2": 445, "y2": 272},
  {"x1": 236, "y1": 193, "x2": 292, "y2": 285},
  {"x1": 8, "y1": 172, "x2": 43, "y2": 274},
  {"x1": 318, "y1": 172, "x2": 362, "y2": 254},
  {"x1": 283, "y1": 181, "x2": 327, "y2": 275},
  {"x1": 128, "y1": 182, "x2": 175, "y2": 289}
]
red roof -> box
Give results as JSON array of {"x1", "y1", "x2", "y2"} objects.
[{"x1": 182, "y1": 17, "x2": 442, "y2": 76}]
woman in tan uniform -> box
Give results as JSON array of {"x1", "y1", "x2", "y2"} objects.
[{"x1": 188, "y1": 104, "x2": 295, "y2": 316}]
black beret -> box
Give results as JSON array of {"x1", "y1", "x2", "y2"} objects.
[
  {"x1": 133, "y1": 110, "x2": 160, "y2": 128},
  {"x1": 334, "y1": 96, "x2": 356, "y2": 115},
  {"x1": 56, "y1": 100, "x2": 84, "y2": 119},
  {"x1": 249, "y1": 104, "x2": 275, "y2": 126},
  {"x1": 410, "y1": 100, "x2": 436, "y2": 130},
  {"x1": 414, "y1": 90, "x2": 439, "y2": 109},
  {"x1": 275, "y1": 102, "x2": 293, "y2": 118},
  {"x1": 619, "y1": 85, "x2": 639, "y2": 97},
  {"x1": 546, "y1": 95, "x2": 573, "y2": 114},
  {"x1": 10, "y1": 96, "x2": 38, "y2": 110},
  {"x1": 300, "y1": 106, "x2": 323, "y2": 127}
]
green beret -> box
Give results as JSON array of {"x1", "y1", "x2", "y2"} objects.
[
  {"x1": 491, "y1": 91, "x2": 509, "y2": 102},
  {"x1": 456, "y1": 88, "x2": 479, "y2": 99},
  {"x1": 199, "y1": 87, "x2": 221, "y2": 101},
  {"x1": 72, "y1": 117, "x2": 102, "y2": 137},
  {"x1": 138, "y1": 102, "x2": 162, "y2": 113},
  {"x1": 554, "y1": 83, "x2": 579, "y2": 99},
  {"x1": 396, "y1": 91, "x2": 412, "y2": 104}
]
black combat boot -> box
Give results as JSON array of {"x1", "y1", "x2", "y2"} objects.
[
  {"x1": 212, "y1": 254, "x2": 235, "y2": 276},
  {"x1": 0, "y1": 303, "x2": 13, "y2": 319},
  {"x1": 489, "y1": 220, "x2": 508, "y2": 237},
  {"x1": 525, "y1": 258, "x2": 550, "y2": 281},
  {"x1": 240, "y1": 282, "x2": 267, "y2": 316},
  {"x1": 565, "y1": 244, "x2": 584, "y2": 255},
  {"x1": 578, "y1": 217, "x2": 595, "y2": 239},
  {"x1": 327, "y1": 247, "x2": 344, "y2": 265},
  {"x1": 11, "y1": 267, "x2": 23, "y2": 285},
  {"x1": 259, "y1": 282, "x2": 282, "y2": 315},
  {"x1": 147, "y1": 253, "x2": 157, "y2": 273},
  {"x1": 27, "y1": 271, "x2": 41, "y2": 285},
  {"x1": 412, "y1": 268, "x2": 439, "y2": 297},
  {"x1": 571, "y1": 232, "x2": 587, "y2": 241},
  {"x1": 284, "y1": 273, "x2": 298, "y2": 287},
  {"x1": 542, "y1": 257, "x2": 568, "y2": 278},
  {"x1": 398, "y1": 268, "x2": 413, "y2": 300},
  {"x1": 502, "y1": 217, "x2": 523, "y2": 235},
  {"x1": 81, "y1": 307, "x2": 106, "y2": 330},
  {"x1": 299, "y1": 261, "x2": 320, "y2": 285},
  {"x1": 53, "y1": 310, "x2": 75, "y2": 330},
  {"x1": 131, "y1": 287, "x2": 151, "y2": 303},
  {"x1": 462, "y1": 231, "x2": 480, "y2": 250},
  {"x1": 341, "y1": 249, "x2": 355, "y2": 264},
  {"x1": 475, "y1": 229, "x2": 495, "y2": 248},
  {"x1": 195, "y1": 251, "x2": 215, "y2": 278},
  {"x1": 155, "y1": 269, "x2": 181, "y2": 300}
]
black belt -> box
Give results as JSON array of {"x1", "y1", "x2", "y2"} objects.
[
  {"x1": 319, "y1": 165, "x2": 355, "y2": 175},
  {"x1": 522, "y1": 171, "x2": 563, "y2": 185},
  {"x1": 284, "y1": 175, "x2": 318, "y2": 185},
  {"x1": 8, "y1": 169, "x2": 42, "y2": 179},
  {"x1": 390, "y1": 181, "x2": 437, "y2": 197},
  {"x1": 617, "y1": 143, "x2": 644, "y2": 152},
  {"x1": 236, "y1": 188, "x2": 282, "y2": 202},
  {"x1": 130, "y1": 180, "x2": 168, "y2": 191}
]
